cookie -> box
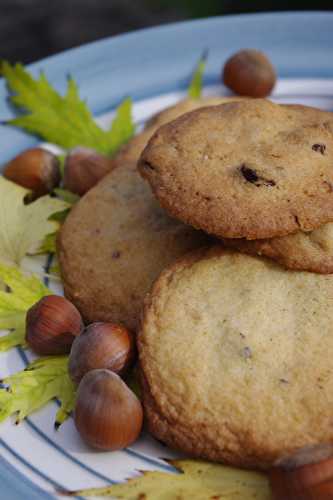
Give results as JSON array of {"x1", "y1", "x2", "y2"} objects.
[
  {"x1": 139, "y1": 99, "x2": 333, "y2": 239},
  {"x1": 220, "y1": 105, "x2": 333, "y2": 273},
  {"x1": 58, "y1": 97, "x2": 237, "y2": 330},
  {"x1": 139, "y1": 247, "x2": 333, "y2": 469},
  {"x1": 222, "y1": 222, "x2": 333, "y2": 274}
]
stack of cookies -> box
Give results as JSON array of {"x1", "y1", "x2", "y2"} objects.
[
  {"x1": 59, "y1": 97, "x2": 333, "y2": 470},
  {"x1": 137, "y1": 99, "x2": 333, "y2": 469}
]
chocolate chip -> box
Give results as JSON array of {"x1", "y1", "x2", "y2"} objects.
[
  {"x1": 279, "y1": 378, "x2": 289, "y2": 384},
  {"x1": 312, "y1": 143, "x2": 326, "y2": 155},
  {"x1": 240, "y1": 165, "x2": 259, "y2": 183},
  {"x1": 240, "y1": 164, "x2": 276, "y2": 187},
  {"x1": 112, "y1": 251, "x2": 121, "y2": 259}
]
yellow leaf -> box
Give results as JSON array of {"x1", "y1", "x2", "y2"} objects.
[
  {"x1": 0, "y1": 355, "x2": 75, "y2": 426},
  {"x1": 63, "y1": 459, "x2": 272, "y2": 499},
  {"x1": 0, "y1": 261, "x2": 52, "y2": 351},
  {"x1": 0, "y1": 176, "x2": 68, "y2": 265}
]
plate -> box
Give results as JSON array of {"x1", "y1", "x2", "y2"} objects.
[{"x1": 0, "y1": 11, "x2": 333, "y2": 499}]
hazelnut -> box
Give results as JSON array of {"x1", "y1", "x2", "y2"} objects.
[
  {"x1": 269, "y1": 456, "x2": 333, "y2": 500},
  {"x1": 74, "y1": 369, "x2": 143, "y2": 450},
  {"x1": 68, "y1": 322, "x2": 135, "y2": 385},
  {"x1": 26, "y1": 295, "x2": 83, "y2": 355},
  {"x1": 223, "y1": 49, "x2": 276, "y2": 97},
  {"x1": 4, "y1": 148, "x2": 61, "y2": 200},
  {"x1": 63, "y1": 147, "x2": 113, "y2": 196}
]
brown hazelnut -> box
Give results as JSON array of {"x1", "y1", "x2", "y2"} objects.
[
  {"x1": 3, "y1": 148, "x2": 61, "y2": 200},
  {"x1": 74, "y1": 369, "x2": 143, "y2": 450},
  {"x1": 223, "y1": 49, "x2": 276, "y2": 97},
  {"x1": 69, "y1": 322, "x2": 135, "y2": 385},
  {"x1": 269, "y1": 456, "x2": 333, "y2": 500},
  {"x1": 26, "y1": 295, "x2": 83, "y2": 355},
  {"x1": 63, "y1": 147, "x2": 113, "y2": 196}
]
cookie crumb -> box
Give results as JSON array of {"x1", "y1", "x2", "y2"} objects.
[{"x1": 242, "y1": 346, "x2": 252, "y2": 359}]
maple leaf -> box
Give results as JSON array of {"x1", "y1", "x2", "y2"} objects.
[
  {"x1": 0, "y1": 176, "x2": 68, "y2": 265},
  {"x1": 62, "y1": 459, "x2": 271, "y2": 499},
  {"x1": 1, "y1": 61, "x2": 135, "y2": 155},
  {"x1": 0, "y1": 355, "x2": 75, "y2": 427},
  {"x1": 0, "y1": 261, "x2": 52, "y2": 351}
]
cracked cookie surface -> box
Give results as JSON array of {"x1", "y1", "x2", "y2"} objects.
[
  {"x1": 139, "y1": 99, "x2": 333, "y2": 239},
  {"x1": 139, "y1": 247, "x2": 333, "y2": 468},
  {"x1": 57, "y1": 97, "x2": 237, "y2": 330}
]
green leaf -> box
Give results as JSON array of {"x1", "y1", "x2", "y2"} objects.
[
  {"x1": 188, "y1": 51, "x2": 208, "y2": 99},
  {"x1": 53, "y1": 188, "x2": 80, "y2": 205},
  {"x1": 0, "y1": 262, "x2": 52, "y2": 351},
  {"x1": 63, "y1": 459, "x2": 271, "y2": 499},
  {"x1": 125, "y1": 365, "x2": 141, "y2": 400},
  {"x1": 48, "y1": 208, "x2": 71, "y2": 223},
  {"x1": 106, "y1": 97, "x2": 135, "y2": 156},
  {"x1": 0, "y1": 176, "x2": 68, "y2": 265},
  {"x1": 1, "y1": 61, "x2": 135, "y2": 155},
  {"x1": 37, "y1": 232, "x2": 57, "y2": 255},
  {"x1": 57, "y1": 154, "x2": 66, "y2": 177},
  {"x1": 38, "y1": 190, "x2": 78, "y2": 254},
  {"x1": 0, "y1": 355, "x2": 75, "y2": 426},
  {"x1": 49, "y1": 262, "x2": 60, "y2": 276}
]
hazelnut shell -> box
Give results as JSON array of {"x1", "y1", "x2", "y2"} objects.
[
  {"x1": 223, "y1": 49, "x2": 276, "y2": 97},
  {"x1": 69, "y1": 322, "x2": 135, "y2": 385},
  {"x1": 4, "y1": 148, "x2": 61, "y2": 199},
  {"x1": 74, "y1": 369, "x2": 143, "y2": 450},
  {"x1": 269, "y1": 456, "x2": 333, "y2": 500},
  {"x1": 63, "y1": 147, "x2": 113, "y2": 196},
  {"x1": 26, "y1": 295, "x2": 83, "y2": 355}
]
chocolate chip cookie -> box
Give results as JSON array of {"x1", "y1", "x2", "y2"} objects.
[{"x1": 139, "y1": 99, "x2": 333, "y2": 239}]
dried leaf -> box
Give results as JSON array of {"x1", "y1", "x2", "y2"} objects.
[
  {"x1": 0, "y1": 261, "x2": 52, "y2": 351},
  {"x1": 63, "y1": 459, "x2": 271, "y2": 499},
  {"x1": 0, "y1": 177, "x2": 68, "y2": 265}
]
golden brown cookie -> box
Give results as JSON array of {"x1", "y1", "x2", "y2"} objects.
[
  {"x1": 139, "y1": 99, "x2": 333, "y2": 240},
  {"x1": 220, "y1": 105, "x2": 333, "y2": 273},
  {"x1": 57, "y1": 159, "x2": 208, "y2": 331},
  {"x1": 139, "y1": 247, "x2": 333, "y2": 469},
  {"x1": 58, "y1": 97, "x2": 237, "y2": 329},
  {"x1": 222, "y1": 222, "x2": 333, "y2": 274}
]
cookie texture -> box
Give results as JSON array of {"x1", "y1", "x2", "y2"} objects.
[
  {"x1": 139, "y1": 99, "x2": 333, "y2": 239},
  {"x1": 58, "y1": 97, "x2": 236, "y2": 330},
  {"x1": 222, "y1": 222, "x2": 333, "y2": 274},
  {"x1": 139, "y1": 247, "x2": 333, "y2": 469}
]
